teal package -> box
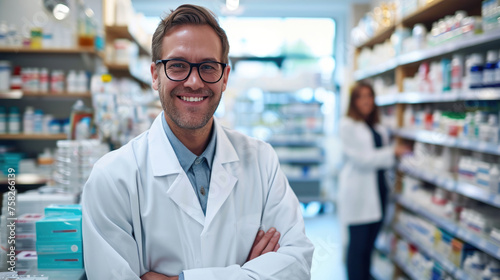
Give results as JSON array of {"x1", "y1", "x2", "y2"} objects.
[
  {"x1": 37, "y1": 240, "x2": 83, "y2": 254},
  {"x1": 44, "y1": 204, "x2": 82, "y2": 216},
  {"x1": 36, "y1": 215, "x2": 82, "y2": 242},
  {"x1": 38, "y1": 253, "x2": 84, "y2": 269}
]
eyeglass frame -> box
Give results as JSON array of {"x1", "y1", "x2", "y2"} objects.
[{"x1": 155, "y1": 59, "x2": 228, "y2": 84}]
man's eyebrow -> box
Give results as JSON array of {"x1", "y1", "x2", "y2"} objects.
[{"x1": 165, "y1": 56, "x2": 220, "y2": 62}]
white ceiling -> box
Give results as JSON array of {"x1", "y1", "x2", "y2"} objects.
[{"x1": 131, "y1": 0, "x2": 371, "y2": 19}]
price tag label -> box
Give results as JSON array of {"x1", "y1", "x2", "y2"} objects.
[
  {"x1": 479, "y1": 142, "x2": 488, "y2": 151},
  {"x1": 479, "y1": 239, "x2": 487, "y2": 249},
  {"x1": 494, "y1": 195, "x2": 500, "y2": 206}
]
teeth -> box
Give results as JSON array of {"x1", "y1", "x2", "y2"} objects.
[{"x1": 181, "y1": 96, "x2": 204, "y2": 102}]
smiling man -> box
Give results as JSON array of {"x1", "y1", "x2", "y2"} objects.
[{"x1": 81, "y1": 4, "x2": 313, "y2": 280}]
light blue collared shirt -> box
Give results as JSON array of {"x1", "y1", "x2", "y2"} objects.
[{"x1": 161, "y1": 113, "x2": 216, "y2": 216}]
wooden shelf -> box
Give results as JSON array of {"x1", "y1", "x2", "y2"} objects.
[
  {"x1": 105, "y1": 25, "x2": 151, "y2": 56},
  {"x1": 105, "y1": 62, "x2": 151, "y2": 88},
  {"x1": 355, "y1": 0, "x2": 481, "y2": 50},
  {"x1": 401, "y1": 0, "x2": 480, "y2": 28},
  {"x1": 0, "y1": 133, "x2": 67, "y2": 140},
  {"x1": 0, "y1": 91, "x2": 91, "y2": 99},
  {"x1": 0, "y1": 47, "x2": 103, "y2": 56},
  {"x1": 356, "y1": 25, "x2": 396, "y2": 49}
]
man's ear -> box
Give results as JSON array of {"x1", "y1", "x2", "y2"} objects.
[{"x1": 151, "y1": 62, "x2": 159, "y2": 91}]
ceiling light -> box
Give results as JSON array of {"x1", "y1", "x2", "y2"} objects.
[
  {"x1": 226, "y1": 0, "x2": 239, "y2": 11},
  {"x1": 43, "y1": 0, "x2": 70, "y2": 20}
]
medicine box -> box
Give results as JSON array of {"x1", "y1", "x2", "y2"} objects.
[
  {"x1": 35, "y1": 215, "x2": 82, "y2": 242},
  {"x1": 36, "y1": 240, "x2": 83, "y2": 254},
  {"x1": 37, "y1": 253, "x2": 83, "y2": 269},
  {"x1": 44, "y1": 204, "x2": 82, "y2": 217},
  {"x1": 450, "y1": 238, "x2": 476, "y2": 267}
]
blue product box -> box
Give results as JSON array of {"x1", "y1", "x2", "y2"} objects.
[
  {"x1": 44, "y1": 204, "x2": 82, "y2": 217},
  {"x1": 37, "y1": 253, "x2": 83, "y2": 269},
  {"x1": 36, "y1": 240, "x2": 83, "y2": 254},
  {"x1": 36, "y1": 215, "x2": 82, "y2": 242}
]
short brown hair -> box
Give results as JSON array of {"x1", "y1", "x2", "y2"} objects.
[
  {"x1": 151, "y1": 4, "x2": 230, "y2": 64},
  {"x1": 346, "y1": 80, "x2": 380, "y2": 126}
]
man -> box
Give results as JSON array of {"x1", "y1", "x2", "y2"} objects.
[{"x1": 82, "y1": 4, "x2": 313, "y2": 280}]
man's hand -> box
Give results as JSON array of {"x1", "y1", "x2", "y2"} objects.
[
  {"x1": 141, "y1": 272, "x2": 178, "y2": 280},
  {"x1": 246, "y1": 227, "x2": 281, "y2": 262}
]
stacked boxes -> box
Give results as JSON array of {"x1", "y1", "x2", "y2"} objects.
[{"x1": 35, "y1": 205, "x2": 83, "y2": 269}]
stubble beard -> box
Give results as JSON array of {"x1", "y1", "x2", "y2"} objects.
[{"x1": 158, "y1": 79, "x2": 222, "y2": 130}]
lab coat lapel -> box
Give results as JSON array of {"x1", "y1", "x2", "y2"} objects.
[
  {"x1": 148, "y1": 113, "x2": 205, "y2": 226},
  {"x1": 204, "y1": 120, "x2": 239, "y2": 229}
]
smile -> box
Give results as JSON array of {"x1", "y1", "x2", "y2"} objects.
[{"x1": 179, "y1": 96, "x2": 206, "y2": 102}]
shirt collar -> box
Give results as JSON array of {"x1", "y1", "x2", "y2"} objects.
[{"x1": 161, "y1": 112, "x2": 217, "y2": 172}]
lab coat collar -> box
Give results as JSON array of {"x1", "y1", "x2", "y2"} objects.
[
  {"x1": 148, "y1": 113, "x2": 239, "y2": 176},
  {"x1": 148, "y1": 113, "x2": 239, "y2": 227}
]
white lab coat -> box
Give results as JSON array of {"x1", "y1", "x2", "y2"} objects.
[
  {"x1": 338, "y1": 117, "x2": 395, "y2": 226},
  {"x1": 81, "y1": 113, "x2": 314, "y2": 280}
]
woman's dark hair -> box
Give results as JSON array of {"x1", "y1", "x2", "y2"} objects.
[{"x1": 346, "y1": 80, "x2": 380, "y2": 126}]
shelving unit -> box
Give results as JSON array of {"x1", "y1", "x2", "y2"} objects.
[
  {"x1": 104, "y1": 63, "x2": 151, "y2": 87},
  {"x1": 0, "y1": 91, "x2": 92, "y2": 99},
  {"x1": 375, "y1": 89, "x2": 500, "y2": 106},
  {"x1": 105, "y1": 25, "x2": 151, "y2": 56},
  {"x1": 0, "y1": 47, "x2": 104, "y2": 56},
  {"x1": 353, "y1": 0, "x2": 500, "y2": 279},
  {"x1": 393, "y1": 129, "x2": 500, "y2": 156},
  {"x1": 0, "y1": 134, "x2": 67, "y2": 140},
  {"x1": 397, "y1": 195, "x2": 500, "y2": 261},
  {"x1": 394, "y1": 223, "x2": 472, "y2": 280}
]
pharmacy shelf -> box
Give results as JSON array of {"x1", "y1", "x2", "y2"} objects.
[
  {"x1": 355, "y1": 0, "x2": 478, "y2": 50},
  {"x1": 398, "y1": 92, "x2": 460, "y2": 104},
  {"x1": 455, "y1": 181, "x2": 500, "y2": 209},
  {"x1": 105, "y1": 25, "x2": 151, "y2": 56},
  {"x1": 105, "y1": 62, "x2": 151, "y2": 87},
  {"x1": 0, "y1": 47, "x2": 103, "y2": 56},
  {"x1": 396, "y1": 195, "x2": 500, "y2": 262},
  {"x1": 394, "y1": 129, "x2": 500, "y2": 156},
  {"x1": 394, "y1": 223, "x2": 472, "y2": 280},
  {"x1": 353, "y1": 58, "x2": 397, "y2": 80},
  {"x1": 279, "y1": 157, "x2": 323, "y2": 164},
  {"x1": 400, "y1": 0, "x2": 479, "y2": 28},
  {"x1": 286, "y1": 177, "x2": 321, "y2": 183},
  {"x1": 0, "y1": 133, "x2": 67, "y2": 140},
  {"x1": 392, "y1": 256, "x2": 421, "y2": 280},
  {"x1": 0, "y1": 90, "x2": 91, "y2": 99},
  {"x1": 399, "y1": 164, "x2": 500, "y2": 209},
  {"x1": 268, "y1": 140, "x2": 319, "y2": 147},
  {"x1": 354, "y1": 28, "x2": 500, "y2": 81},
  {"x1": 375, "y1": 89, "x2": 500, "y2": 106},
  {"x1": 398, "y1": 29, "x2": 500, "y2": 66},
  {"x1": 355, "y1": 25, "x2": 396, "y2": 49},
  {"x1": 375, "y1": 94, "x2": 399, "y2": 106}
]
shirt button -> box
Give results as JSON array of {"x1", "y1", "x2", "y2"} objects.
[{"x1": 195, "y1": 157, "x2": 202, "y2": 165}]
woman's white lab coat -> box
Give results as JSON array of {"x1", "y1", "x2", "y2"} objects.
[
  {"x1": 338, "y1": 117, "x2": 395, "y2": 226},
  {"x1": 81, "y1": 113, "x2": 314, "y2": 280}
]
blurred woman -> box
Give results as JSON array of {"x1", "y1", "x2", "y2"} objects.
[{"x1": 338, "y1": 81, "x2": 409, "y2": 280}]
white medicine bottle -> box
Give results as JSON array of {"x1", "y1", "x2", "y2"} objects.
[{"x1": 23, "y1": 106, "x2": 35, "y2": 134}]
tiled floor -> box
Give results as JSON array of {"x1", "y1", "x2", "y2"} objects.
[{"x1": 304, "y1": 208, "x2": 347, "y2": 280}]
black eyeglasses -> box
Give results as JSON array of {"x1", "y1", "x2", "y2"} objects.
[{"x1": 155, "y1": 59, "x2": 227, "y2": 84}]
